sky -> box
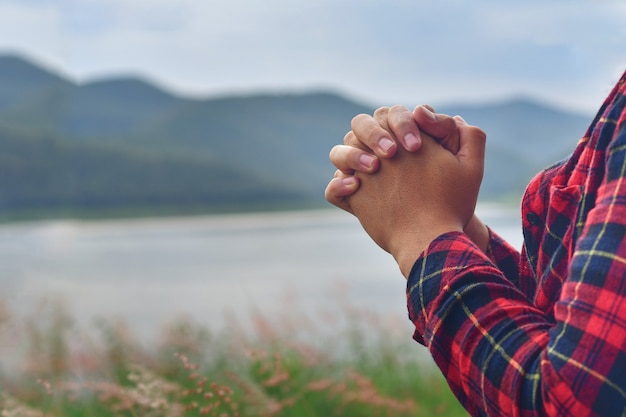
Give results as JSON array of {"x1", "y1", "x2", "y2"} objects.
[{"x1": 0, "y1": 0, "x2": 625, "y2": 114}]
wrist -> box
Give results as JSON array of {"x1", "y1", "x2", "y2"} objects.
[
  {"x1": 463, "y1": 214, "x2": 489, "y2": 253},
  {"x1": 392, "y1": 225, "x2": 463, "y2": 278}
]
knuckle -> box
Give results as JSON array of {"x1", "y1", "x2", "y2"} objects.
[
  {"x1": 373, "y1": 106, "x2": 389, "y2": 118},
  {"x1": 362, "y1": 124, "x2": 380, "y2": 140},
  {"x1": 470, "y1": 126, "x2": 487, "y2": 141},
  {"x1": 443, "y1": 116, "x2": 457, "y2": 129},
  {"x1": 329, "y1": 145, "x2": 343, "y2": 161},
  {"x1": 343, "y1": 131, "x2": 358, "y2": 146},
  {"x1": 388, "y1": 105, "x2": 412, "y2": 127},
  {"x1": 389, "y1": 104, "x2": 408, "y2": 114},
  {"x1": 351, "y1": 113, "x2": 369, "y2": 128}
]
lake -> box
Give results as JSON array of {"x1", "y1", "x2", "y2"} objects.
[{"x1": 0, "y1": 204, "x2": 522, "y2": 348}]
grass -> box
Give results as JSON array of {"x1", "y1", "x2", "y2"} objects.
[{"x1": 0, "y1": 297, "x2": 468, "y2": 417}]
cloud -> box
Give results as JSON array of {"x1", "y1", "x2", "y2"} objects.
[
  {"x1": 59, "y1": 0, "x2": 195, "y2": 34},
  {"x1": 0, "y1": 2, "x2": 66, "y2": 72},
  {"x1": 0, "y1": 0, "x2": 624, "y2": 112}
]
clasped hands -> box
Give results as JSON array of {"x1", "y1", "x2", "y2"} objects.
[{"x1": 325, "y1": 105, "x2": 489, "y2": 277}]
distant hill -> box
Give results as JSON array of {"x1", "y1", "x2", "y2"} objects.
[
  {"x1": 0, "y1": 55, "x2": 72, "y2": 112},
  {"x1": 0, "y1": 53, "x2": 595, "y2": 219},
  {"x1": 438, "y1": 99, "x2": 591, "y2": 198}
]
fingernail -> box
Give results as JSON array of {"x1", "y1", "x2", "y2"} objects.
[
  {"x1": 379, "y1": 137, "x2": 395, "y2": 152},
  {"x1": 403, "y1": 132, "x2": 420, "y2": 150},
  {"x1": 341, "y1": 177, "x2": 357, "y2": 186},
  {"x1": 359, "y1": 153, "x2": 376, "y2": 169}
]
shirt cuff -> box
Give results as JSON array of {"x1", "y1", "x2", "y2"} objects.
[
  {"x1": 406, "y1": 231, "x2": 493, "y2": 346},
  {"x1": 484, "y1": 226, "x2": 521, "y2": 285}
]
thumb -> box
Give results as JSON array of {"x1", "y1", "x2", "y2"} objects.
[
  {"x1": 456, "y1": 116, "x2": 486, "y2": 175},
  {"x1": 413, "y1": 105, "x2": 460, "y2": 154}
]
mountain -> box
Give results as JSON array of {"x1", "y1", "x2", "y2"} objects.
[
  {"x1": 0, "y1": 124, "x2": 304, "y2": 216},
  {"x1": 438, "y1": 99, "x2": 591, "y2": 198},
  {"x1": 126, "y1": 92, "x2": 372, "y2": 194},
  {"x1": 0, "y1": 53, "x2": 596, "y2": 219},
  {"x1": 0, "y1": 55, "x2": 72, "y2": 112}
]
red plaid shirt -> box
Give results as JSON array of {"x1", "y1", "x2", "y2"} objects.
[{"x1": 407, "y1": 71, "x2": 626, "y2": 417}]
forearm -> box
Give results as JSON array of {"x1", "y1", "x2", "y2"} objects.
[
  {"x1": 407, "y1": 233, "x2": 619, "y2": 416},
  {"x1": 463, "y1": 214, "x2": 489, "y2": 253}
]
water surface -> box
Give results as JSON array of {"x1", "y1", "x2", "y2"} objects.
[{"x1": 0, "y1": 205, "x2": 522, "y2": 345}]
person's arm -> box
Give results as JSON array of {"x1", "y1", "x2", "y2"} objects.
[
  {"x1": 483, "y1": 226, "x2": 521, "y2": 285},
  {"x1": 410, "y1": 88, "x2": 626, "y2": 416},
  {"x1": 406, "y1": 232, "x2": 545, "y2": 415}
]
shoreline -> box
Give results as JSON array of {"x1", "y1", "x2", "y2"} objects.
[{"x1": 0, "y1": 196, "x2": 521, "y2": 225}]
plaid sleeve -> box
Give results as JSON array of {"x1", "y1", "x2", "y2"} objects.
[
  {"x1": 550, "y1": 95, "x2": 626, "y2": 414},
  {"x1": 407, "y1": 232, "x2": 553, "y2": 416},
  {"x1": 484, "y1": 226, "x2": 521, "y2": 290},
  {"x1": 407, "y1": 77, "x2": 626, "y2": 417}
]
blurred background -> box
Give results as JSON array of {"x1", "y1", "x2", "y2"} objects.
[{"x1": 0, "y1": 0, "x2": 625, "y2": 383}]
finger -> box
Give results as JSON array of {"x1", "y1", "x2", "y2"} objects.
[
  {"x1": 413, "y1": 105, "x2": 460, "y2": 154},
  {"x1": 325, "y1": 175, "x2": 358, "y2": 214},
  {"x1": 343, "y1": 130, "x2": 354, "y2": 145},
  {"x1": 373, "y1": 107, "x2": 390, "y2": 132},
  {"x1": 329, "y1": 144, "x2": 380, "y2": 174},
  {"x1": 343, "y1": 131, "x2": 369, "y2": 151},
  {"x1": 454, "y1": 115, "x2": 467, "y2": 125},
  {"x1": 456, "y1": 117, "x2": 487, "y2": 175},
  {"x1": 351, "y1": 113, "x2": 398, "y2": 158},
  {"x1": 387, "y1": 105, "x2": 422, "y2": 152}
]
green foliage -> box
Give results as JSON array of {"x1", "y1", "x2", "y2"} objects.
[
  {"x1": 0, "y1": 299, "x2": 469, "y2": 417},
  {"x1": 0, "y1": 55, "x2": 370, "y2": 219},
  {"x1": 0, "y1": 54, "x2": 594, "y2": 219},
  {"x1": 0, "y1": 125, "x2": 307, "y2": 219}
]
